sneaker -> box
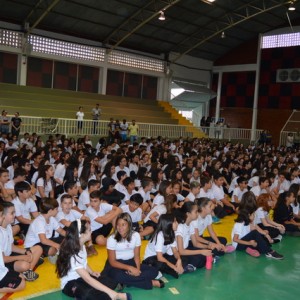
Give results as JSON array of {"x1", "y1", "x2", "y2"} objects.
[
  {"x1": 213, "y1": 255, "x2": 220, "y2": 264},
  {"x1": 265, "y1": 250, "x2": 284, "y2": 260},
  {"x1": 48, "y1": 254, "x2": 58, "y2": 264},
  {"x1": 184, "y1": 264, "x2": 196, "y2": 273},
  {"x1": 115, "y1": 283, "x2": 126, "y2": 292},
  {"x1": 23, "y1": 269, "x2": 39, "y2": 281},
  {"x1": 274, "y1": 234, "x2": 282, "y2": 242},
  {"x1": 212, "y1": 216, "x2": 221, "y2": 224},
  {"x1": 246, "y1": 247, "x2": 260, "y2": 257},
  {"x1": 225, "y1": 245, "x2": 236, "y2": 253},
  {"x1": 155, "y1": 271, "x2": 163, "y2": 279}
]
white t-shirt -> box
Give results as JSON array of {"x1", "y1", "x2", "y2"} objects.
[
  {"x1": 144, "y1": 204, "x2": 166, "y2": 223},
  {"x1": 190, "y1": 214, "x2": 213, "y2": 236},
  {"x1": 186, "y1": 192, "x2": 196, "y2": 202},
  {"x1": 228, "y1": 176, "x2": 238, "y2": 194},
  {"x1": 0, "y1": 250, "x2": 8, "y2": 281},
  {"x1": 176, "y1": 193, "x2": 185, "y2": 202},
  {"x1": 106, "y1": 231, "x2": 141, "y2": 260},
  {"x1": 0, "y1": 225, "x2": 14, "y2": 256},
  {"x1": 113, "y1": 166, "x2": 130, "y2": 181},
  {"x1": 25, "y1": 215, "x2": 60, "y2": 248},
  {"x1": 61, "y1": 247, "x2": 87, "y2": 289},
  {"x1": 231, "y1": 187, "x2": 247, "y2": 203},
  {"x1": 85, "y1": 203, "x2": 113, "y2": 232},
  {"x1": 231, "y1": 222, "x2": 251, "y2": 249},
  {"x1": 137, "y1": 188, "x2": 150, "y2": 203},
  {"x1": 144, "y1": 231, "x2": 176, "y2": 259},
  {"x1": 12, "y1": 197, "x2": 38, "y2": 224},
  {"x1": 199, "y1": 188, "x2": 214, "y2": 200},
  {"x1": 291, "y1": 202, "x2": 299, "y2": 215},
  {"x1": 250, "y1": 186, "x2": 266, "y2": 197},
  {"x1": 120, "y1": 205, "x2": 142, "y2": 223},
  {"x1": 36, "y1": 178, "x2": 53, "y2": 198},
  {"x1": 54, "y1": 164, "x2": 66, "y2": 185},
  {"x1": 78, "y1": 190, "x2": 90, "y2": 211},
  {"x1": 56, "y1": 209, "x2": 82, "y2": 228},
  {"x1": 76, "y1": 111, "x2": 84, "y2": 121},
  {"x1": 115, "y1": 182, "x2": 127, "y2": 195},
  {"x1": 254, "y1": 207, "x2": 268, "y2": 225},
  {"x1": 120, "y1": 189, "x2": 137, "y2": 206},
  {"x1": 211, "y1": 184, "x2": 225, "y2": 201},
  {"x1": 175, "y1": 223, "x2": 191, "y2": 249},
  {"x1": 4, "y1": 179, "x2": 14, "y2": 190},
  {"x1": 152, "y1": 194, "x2": 164, "y2": 207}
]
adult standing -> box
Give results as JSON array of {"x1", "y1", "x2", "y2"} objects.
[
  {"x1": 128, "y1": 120, "x2": 139, "y2": 144},
  {"x1": 92, "y1": 104, "x2": 101, "y2": 135},
  {"x1": 11, "y1": 112, "x2": 22, "y2": 138},
  {"x1": 76, "y1": 107, "x2": 84, "y2": 134},
  {"x1": 120, "y1": 119, "x2": 128, "y2": 142},
  {"x1": 0, "y1": 110, "x2": 10, "y2": 135},
  {"x1": 107, "y1": 118, "x2": 115, "y2": 144}
]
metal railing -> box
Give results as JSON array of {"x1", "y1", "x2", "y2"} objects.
[{"x1": 12, "y1": 116, "x2": 262, "y2": 142}]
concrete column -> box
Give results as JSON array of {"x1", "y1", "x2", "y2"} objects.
[{"x1": 215, "y1": 72, "x2": 222, "y2": 121}]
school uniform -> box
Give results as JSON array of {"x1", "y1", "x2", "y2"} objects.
[
  {"x1": 175, "y1": 223, "x2": 206, "y2": 269},
  {"x1": 120, "y1": 205, "x2": 142, "y2": 231},
  {"x1": 231, "y1": 187, "x2": 247, "y2": 206},
  {"x1": 85, "y1": 204, "x2": 113, "y2": 243},
  {"x1": 78, "y1": 190, "x2": 90, "y2": 211},
  {"x1": 254, "y1": 207, "x2": 280, "y2": 238},
  {"x1": 143, "y1": 231, "x2": 182, "y2": 278},
  {"x1": 143, "y1": 204, "x2": 166, "y2": 230},
  {"x1": 24, "y1": 215, "x2": 63, "y2": 256},
  {"x1": 103, "y1": 231, "x2": 158, "y2": 290},
  {"x1": 0, "y1": 250, "x2": 22, "y2": 290},
  {"x1": 35, "y1": 178, "x2": 53, "y2": 198},
  {"x1": 61, "y1": 247, "x2": 117, "y2": 300},
  {"x1": 231, "y1": 222, "x2": 271, "y2": 254},
  {"x1": 152, "y1": 194, "x2": 164, "y2": 207},
  {"x1": 190, "y1": 215, "x2": 227, "y2": 256},
  {"x1": 56, "y1": 209, "x2": 82, "y2": 228},
  {"x1": 185, "y1": 192, "x2": 196, "y2": 202},
  {"x1": 210, "y1": 184, "x2": 232, "y2": 218},
  {"x1": 12, "y1": 196, "x2": 38, "y2": 234}
]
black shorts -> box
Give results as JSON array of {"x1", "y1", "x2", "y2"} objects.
[
  {"x1": 143, "y1": 220, "x2": 157, "y2": 229},
  {"x1": 0, "y1": 270, "x2": 22, "y2": 289},
  {"x1": 5, "y1": 252, "x2": 23, "y2": 271},
  {"x1": 35, "y1": 235, "x2": 64, "y2": 257},
  {"x1": 91, "y1": 224, "x2": 112, "y2": 244}
]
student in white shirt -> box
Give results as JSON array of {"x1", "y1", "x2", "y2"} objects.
[
  {"x1": 171, "y1": 181, "x2": 185, "y2": 204},
  {"x1": 1, "y1": 202, "x2": 43, "y2": 281},
  {"x1": 24, "y1": 198, "x2": 65, "y2": 258},
  {"x1": 85, "y1": 191, "x2": 122, "y2": 247},
  {"x1": 137, "y1": 177, "x2": 154, "y2": 213},
  {"x1": 231, "y1": 176, "x2": 248, "y2": 207},
  {"x1": 120, "y1": 177, "x2": 137, "y2": 206},
  {"x1": 4, "y1": 168, "x2": 27, "y2": 201},
  {"x1": 78, "y1": 179, "x2": 100, "y2": 211},
  {"x1": 250, "y1": 176, "x2": 269, "y2": 198},
  {"x1": 76, "y1": 106, "x2": 84, "y2": 133},
  {"x1": 152, "y1": 180, "x2": 173, "y2": 208},
  {"x1": 56, "y1": 220, "x2": 131, "y2": 300},
  {"x1": 0, "y1": 204, "x2": 25, "y2": 293},
  {"x1": 121, "y1": 193, "x2": 143, "y2": 232},
  {"x1": 185, "y1": 181, "x2": 200, "y2": 203},
  {"x1": 143, "y1": 213, "x2": 185, "y2": 278},
  {"x1": 12, "y1": 181, "x2": 39, "y2": 235},
  {"x1": 102, "y1": 213, "x2": 163, "y2": 290}
]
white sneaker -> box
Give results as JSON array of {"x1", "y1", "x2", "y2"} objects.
[
  {"x1": 155, "y1": 271, "x2": 163, "y2": 279},
  {"x1": 48, "y1": 254, "x2": 58, "y2": 264}
]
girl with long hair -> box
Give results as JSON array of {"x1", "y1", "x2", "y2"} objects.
[{"x1": 56, "y1": 220, "x2": 131, "y2": 300}]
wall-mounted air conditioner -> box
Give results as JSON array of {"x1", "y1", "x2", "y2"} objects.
[{"x1": 276, "y1": 69, "x2": 300, "y2": 83}]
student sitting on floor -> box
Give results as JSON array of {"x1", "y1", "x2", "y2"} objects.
[
  {"x1": 0, "y1": 202, "x2": 43, "y2": 281},
  {"x1": 24, "y1": 198, "x2": 65, "y2": 259},
  {"x1": 143, "y1": 213, "x2": 186, "y2": 278},
  {"x1": 120, "y1": 193, "x2": 143, "y2": 232},
  {"x1": 231, "y1": 209, "x2": 283, "y2": 259},
  {"x1": 12, "y1": 181, "x2": 39, "y2": 236},
  {"x1": 102, "y1": 213, "x2": 164, "y2": 290},
  {"x1": 0, "y1": 204, "x2": 25, "y2": 293},
  {"x1": 78, "y1": 179, "x2": 100, "y2": 212},
  {"x1": 85, "y1": 191, "x2": 122, "y2": 247},
  {"x1": 190, "y1": 198, "x2": 235, "y2": 257},
  {"x1": 56, "y1": 220, "x2": 131, "y2": 300}
]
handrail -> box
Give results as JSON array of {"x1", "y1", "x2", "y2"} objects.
[{"x1": 8, "y1": 115, "x2": 263, "y2": 143}]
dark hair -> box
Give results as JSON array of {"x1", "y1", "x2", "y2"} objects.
[
  {"x1": 1, "y1": 201, "x2": 14, "y2": 214},
  {"x1": 87, "y1": 179, "x2": 100, "y2": 189},
  {"x1": 61, "y1": 194, "x2": 73, "y2": 203},
  {"x1": 14, "y1": 181, "x2": 31, "y2": 195},
  {"x1": 200, "y1": 176, "x2": 211, "y2": 187},
  {"x1": 150, "y1": 213, "x2": 175, "y2": 245},
  {"x1": 40, "y1": 197, "x2": 58, "y2": 214},
  {"x1": 237, "y1": 176, "x2": 247, "y2": 185},
  {"x1": 117, "y1": 170, "x2": 127, "y2": 180},
  {"x1": 90, "y1": 190, "x2": 101, "y2": 199},
  {"x1": 79, "y1": 163, "x2": 94, "y2": 190},
  {"x1": 175, "y1": 201, "x2": 197, "y2": 224},
  {"x1": 130, "y1": 193, "x2": 143, "y2": 206},
  {"x1": 123, "y1": 177, "x2": 134, "y2": 187},
  {"x1": 235, "y1": 209, "x2": 251, "y2": 225},
  {"x1": 288, "y1": 183, "x2": 300, "y2": 207},
  {"x1": 141, "y1": 177, "x2": 153, "y2": 189},
  {"x1": 275, "y1": 191, "x2": 294, "y2": 209},
  {"x1": 158, "y1": 180, "x2": 172, "y2": 198},
  {"x1": 114, "y1": 213, "x2": 133, "y2": 242},
  {"x1": 63, "y1": 180, "x2": 77, "y2": 193},
  {"x1": 165, "y1": 194, "x2": 177, "y2": 214},
  {"x1": 56, "y1": 220, "x2": 89, "y2": 278},
  {"x1": 239, "y1": 191, "x2": 257, "y2": 214},
  {"x1": 195, "y1": 197, "x2": 210, "y2": 212}
]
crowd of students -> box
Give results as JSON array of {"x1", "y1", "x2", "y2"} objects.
[{"x1": 1, "y1": 132, "x2": 300, "y2": 299}]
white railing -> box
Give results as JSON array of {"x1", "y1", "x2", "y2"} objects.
[
  {"x1": 19, "y1": 116, "x2": 195, "y2": 138},
  {"x1": 15, "y1": 116, "x2": 261, "y2": 142},
  {"x1": 198, "y1": 126, "x2": 263, "y2": 143}
]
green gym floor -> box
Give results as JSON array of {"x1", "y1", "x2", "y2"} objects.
[{"x1": 26, "y1": 236, "x2": 299, "y2": 300}]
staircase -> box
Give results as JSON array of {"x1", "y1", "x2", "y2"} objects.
[{"x1": 158, "y1": 101, "x2": 207, "y2": 138}]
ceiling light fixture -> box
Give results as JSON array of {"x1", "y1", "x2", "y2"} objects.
[
  {"x1": 288, "y1": 1, "x2": 296, "y2": 11},
  {"x1": 158, "y1": 11, "x2": 165, "y2": 21},
  {"x1": 221, "y1": 31, "x2": 225, "y2": 39}
]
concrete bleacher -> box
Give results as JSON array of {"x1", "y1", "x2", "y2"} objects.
[{"x1": 0, "y1": 83, "x2": 177, "y2": 124}]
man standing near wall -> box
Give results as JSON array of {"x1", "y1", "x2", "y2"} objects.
[
  {"x1": 92, "y1": 104, "x2": 101, "y2": 134},
  {"x1": 128, "y1": 120, "x2": 139, "y2": 144}
]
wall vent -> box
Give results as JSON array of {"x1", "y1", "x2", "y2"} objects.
[{"x1": 277, "y1": 69, "x2": 300, "y2": 82}]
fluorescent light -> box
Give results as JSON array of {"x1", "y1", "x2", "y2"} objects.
[{"x1": 159, "y1": 11, "x2": 165, "y2": 21}]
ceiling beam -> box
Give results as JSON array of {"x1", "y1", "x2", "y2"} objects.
[
  {"x1": 104, "y1": 0, "x2": 180, "y2": 52},
  {"x1": 24, "y1": 0, "x2": 61, "y2": 34},
  {"x1": 171, "y1": 0, "x2": 292, "y2": 62}
]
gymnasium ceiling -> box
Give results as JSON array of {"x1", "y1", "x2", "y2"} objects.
[{"x1": 0, "y1": 0, "x2": 300, "y2": 63}]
